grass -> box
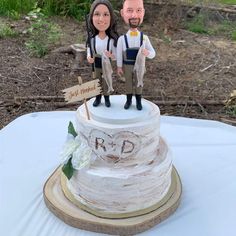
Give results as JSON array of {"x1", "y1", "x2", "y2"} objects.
[
  {"x1": 183, "y1": 0, "x2": 236, "y2": 40},
  {"x1": 232, "y1": 30, "x2": 236, "y2": 40},
  {"x1": 225, "y1": 91, "x2": 236, "y2": 116},
  {"x1": 41, "y1": 0, "x2": 92, "y2": 20},
  {"x1": 0, "y1": 0, "x2": 92, "y2": 20},
  {"x1": 218, "y1": 0, "x2": 236, "y2": 4},
  {"x1": 0, "y1": 0, "x2": 235, "y2": 20},
  {"x1": 184, "y1": 0, "x2": 236, "y2": 4},
  {"x1": 0, "y1": 22, "x2": 17, "y2": 38},
  {"x1": 24, "y1": 9, "x2": 62, "y2": 57},
  {"x1": 186, "y1": 14, "x2": 208, "y2": 34},
  {"x1": 0, "y1": 0, "x2": 35, "y2": 16},
  {"x1": 226, "y1": 105, "x2": 236, "y2": 116},
  {"x1": 25, "y1": 18, "x2": 62, "y2": 57},
  {"x1": 208, "y1": 20, "x2": 236, "y2": 38},
  {"x1": 185, "y1": 12, "x2": 236, "y2": 40}
]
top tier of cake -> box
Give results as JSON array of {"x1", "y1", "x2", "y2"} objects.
[{"x1": 76, "y1": 95, "x2": 160, "y2": 167}]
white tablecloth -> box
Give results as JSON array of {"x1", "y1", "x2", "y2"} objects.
[{"x1": 1, "y1": 111, "x2": 236, "y2": 236}]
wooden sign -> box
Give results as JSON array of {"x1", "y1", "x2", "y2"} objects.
[{"x1": 62, "y1": 79, "x2": 101, "y2": 104}]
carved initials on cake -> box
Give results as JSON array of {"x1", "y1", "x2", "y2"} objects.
[
  {"x1": 95, "y1": 138, "x2": 106, "y2": 152},
  {"x1": 95, "y1": 138, "x2": 134, "y2": 154},
  {"x1": 121, "y1": 140, "x2": 135, "y2": 154},
  {"x1": 89, "y1": 130, "x2": 141, "y2": 160}
]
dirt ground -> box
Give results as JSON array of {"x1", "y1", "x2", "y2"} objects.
[{"x1": 0, "y1": 4, "x2": 236, "y2": 129}]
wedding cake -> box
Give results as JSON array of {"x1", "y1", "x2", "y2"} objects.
[{"x1": 60, "y1": 95, "x2": 174, "y2": 218}]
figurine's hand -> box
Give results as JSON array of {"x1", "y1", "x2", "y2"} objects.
[
  {"x1": 141, "y1": 48, "x2": 150, "y2": 57},
  {"x1": 117, "y1": 67, "x2": 123, "y2": 76},
  {"x1": 104, "y1": 50, "x2": 115, "y2": 60},
  {"x1": 87, "y1": 56, "x2": 94, "y2": 64}
]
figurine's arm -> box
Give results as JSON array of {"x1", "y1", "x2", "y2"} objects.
[
  {"x1": 104, "y1": 39, "x2": 116, "y2": 60},
  {"x1": 142, "y1": 35, "x2": 156, "y2": 59},
  {"x1": 87, "y1": 47, "x2": 94, "y2": 64},
  {"x1": 116, "y1": 36, "x2": 124, "y2": 76}
]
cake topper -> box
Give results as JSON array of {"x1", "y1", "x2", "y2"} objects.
[
  {"x1": 86, "y1": 0, "x2": 119, "y2": 107},
  {"x1": 62, "y1": 76, "x2": 101, "y2": 120},
  {"x1": 117, "y1": 0, "x2": 156, "y2": 110}
]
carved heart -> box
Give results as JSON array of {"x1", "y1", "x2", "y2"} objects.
[{"x1": 88, "y1": 129, "x2": 141, "y2": 159}]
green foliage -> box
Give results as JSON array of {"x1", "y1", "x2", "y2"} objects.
[
  {"x1": 38, "y1": 0, "x2": 92, "y2": 20},
  {"x1": 62, "y1": 157, "x2": 74, "y2": 179},
  {"x1": 159, "y1": 32, "x2": 172, "y2": 44},
  {"x1": 27, "y1": 4, "x2": 45, "y2": 19},
  {"x1": 0, "y1": 0, "x2": 35, "y2": 16},
  {"x1": 208, "y1": 20, "x2": 236, "y2": 40},
  {"x1": 25, "y1": 40, "x2": 48, "y2": 58},
  {"x1": 62, "y1": 121, "x2": 78, "y2": 179},
  {"x1": 8, "y1": 10, "x2": 21, "y2": 20},
  {"x1": 68, "y1": 121, "x2": 78, "y2": 137},
  {"x1": 218, "y1": 0, "x2": 236, "y2": 4},
  {"x1": 184, "y1": 0, "x2": 236, "y2": 4},
  {"x1": 0, "y1": 22, "x2": 17, "y2": 38},
  {"x1": 186, "y1": 14, "x2": 208, "y2": 34},
  {"x1": 225, "y1": 90, "x2": 236, "y2": 116},
  {"x1": 226, "y1": 105, "x2": 236, "y2": 116},
  {"x1": 208, "y1": 20, "x2": 231, "y2": 34},
  {"x1": 0, "y1": 0, "x2": 92, "y2": 20},
  {"x1": 232, "y1": 30, "x2": 236, "y2": 41},
  {"x1": 186, "y1": 13, "x2": 236, "y2": 40},
  {"x1": 25, "y1": 10, "x2": 62, "y2": 57},
  {"x1": 0, "y1": 0, "x2": 235, "y2": 19}
]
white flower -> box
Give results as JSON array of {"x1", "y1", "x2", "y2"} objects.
[
  {"x1": 66, "y1": 133, "x2": 75, "y2": 141},
  {"x1": 60, "y1": 134, "x2": 93, "y2": 170},
  {"x1": 72, "y1": 142, "x2": 93, "y2": 170},
  {"x1": 60, "y1": 136, "x2": 82, "y2": 163}
]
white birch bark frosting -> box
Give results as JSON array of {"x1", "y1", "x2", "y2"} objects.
[{"x1": 66, "y1": 95, "x2": 172, "y2": 214}]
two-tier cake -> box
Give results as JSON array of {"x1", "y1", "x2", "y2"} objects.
[{"x1": 60, "y1": 95, "x2": 176, "y2": 218}]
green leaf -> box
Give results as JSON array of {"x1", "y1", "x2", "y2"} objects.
[
  {"x1": 62, "y1": 157, "x2": 74, "y2": 180},
  {"x1": 68, "y1": 121, "x2": 77, "y2": 137}
]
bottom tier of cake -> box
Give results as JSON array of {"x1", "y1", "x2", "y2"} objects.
[{"x1": 61, "y1": 137, "x2": 173, "y2": 219}]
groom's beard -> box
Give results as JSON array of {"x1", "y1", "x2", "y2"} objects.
[{"x1": 128, "y1": 18, "x2": 141, "y2": 28}]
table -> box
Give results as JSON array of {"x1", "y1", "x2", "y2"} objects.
[{"x1": 1, "y1": 111, "x2": 236, "y2": 236}]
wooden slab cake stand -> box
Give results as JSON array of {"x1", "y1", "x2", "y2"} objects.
[{"x1": 43, "y1": 166, "x2": 182, "y2": 235}]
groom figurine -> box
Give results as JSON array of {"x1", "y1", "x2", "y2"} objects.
[{"x1": 117, "y1": 0, "x2": 156, "y2": 110}]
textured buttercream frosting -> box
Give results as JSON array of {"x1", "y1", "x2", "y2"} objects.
[{"x1": 65, "y1": 95, "x2": 172, "y2": 215}]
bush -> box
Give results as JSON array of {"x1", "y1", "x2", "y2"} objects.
[
  {"x1": 0, "y1": 0, "x2": 92, "y2": 20},
  {"x1": 0, "y1": 23, "x2": 17, "y2": 38},
  {"x1": 38, "y1": 0, "x2": 92, "y2": 20},
  {"x1": 185, "y1": 12, "x2": 236, "y2": 40},
  {"x1": 25, "y1": 17, "x2": 62, "y2": 57},
  {"x1": 0, "y1": 0, "x2": 35, "y2": 16},
  {"x1": 186, "y1": 14, "x2": 209, "y2": 34}
]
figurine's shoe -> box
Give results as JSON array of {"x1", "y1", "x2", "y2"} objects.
[
  {"x1": 93, "y1": 95, "x2": 102, "y2": 107},
  {"x1": 135, "y1": 94, "x2": 142, "y2": 110},
  {"x1": 124, "y1": 94, "x2": 132, "y2": 109},
  {"x1": 136, "y1": 103, "x2": 142, "y2": 110},
  {"x1": 104, "y1": 96, "x2": 111, "y2": 107},
  {"x1": 124, "y1": 102, "x2": 131, "y2": 109}
]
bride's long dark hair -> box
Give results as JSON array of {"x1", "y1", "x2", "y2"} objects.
[{"x1": 87, "y1": 0, "x2": 119, "y2": 47}]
